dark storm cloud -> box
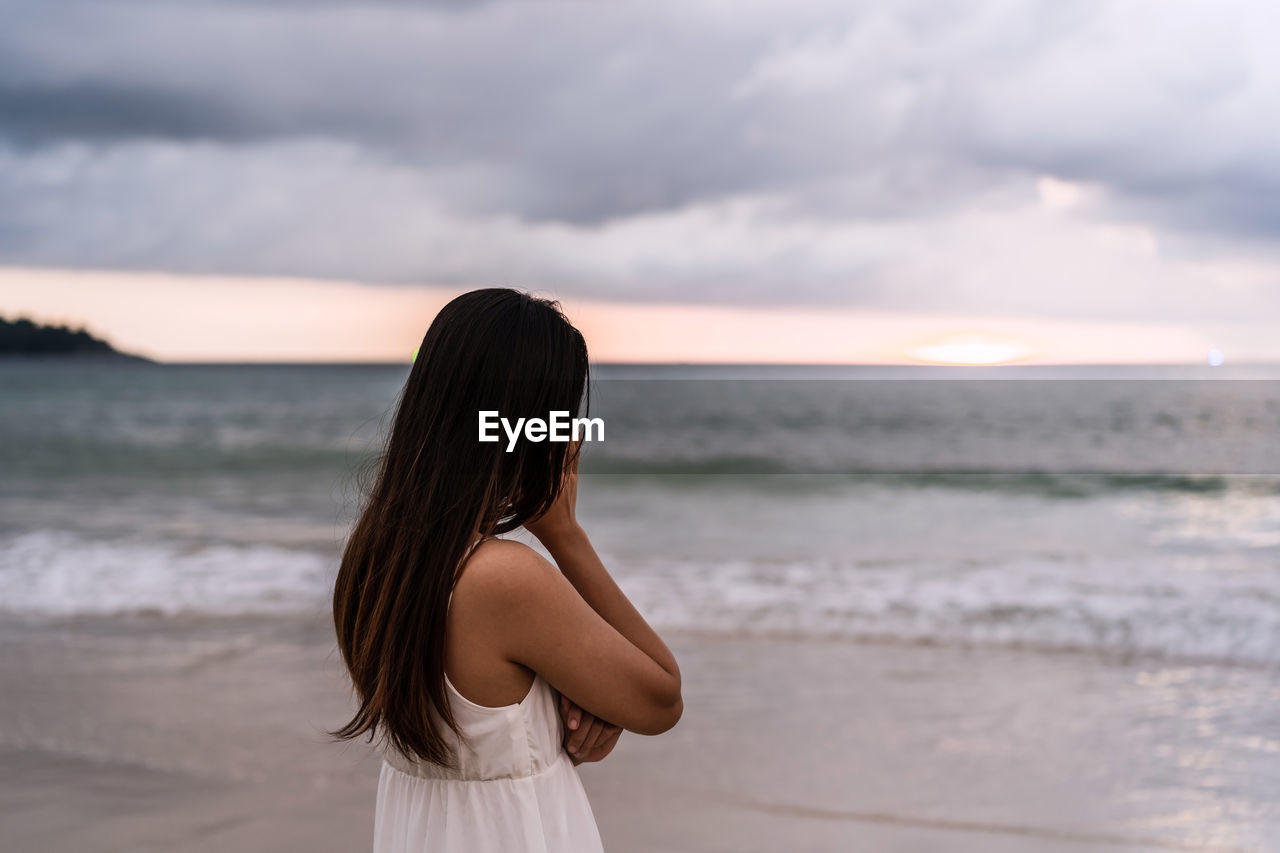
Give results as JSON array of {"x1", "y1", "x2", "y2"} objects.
[
  {"x1": 0, "y1": 83, "x2": 250, "y2": 144},
  {"x1": 0, "y1": 0, "x2": 1009, "y2": 222},
  {"x1": 0, "y1": 0, "x2": 1277, "y2": 317}
]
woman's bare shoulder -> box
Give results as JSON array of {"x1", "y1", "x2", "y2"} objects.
[{"x1": 454, "y1": 538, "x2": 558, "y2": 603}]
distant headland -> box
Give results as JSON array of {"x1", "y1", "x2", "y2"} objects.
[{"x1": 0, "y1": 316, "x2": 153, "y2": 362}]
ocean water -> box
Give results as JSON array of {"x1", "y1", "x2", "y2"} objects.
[{"x1": 2, "y1": 361, "x2": 1280, "y2": 669}]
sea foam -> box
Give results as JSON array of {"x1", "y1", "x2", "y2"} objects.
[{"x1": 0, "y1": 530, "x2": 332, "y2": 617}]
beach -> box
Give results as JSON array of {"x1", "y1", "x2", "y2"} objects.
[
  {"x1": 3, "y1": 362, "x2": 1279, "y2": 851},
  {"x1": 2, "y1": 613, "x2": 1275, "y2": 852}
]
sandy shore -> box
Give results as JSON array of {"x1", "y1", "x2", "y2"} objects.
[{"x1": 0, "y1": 614, "x2": 1273, "y2": 852}]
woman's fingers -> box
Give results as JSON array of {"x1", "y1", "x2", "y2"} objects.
[
  {"x1": 566, "y1": 715, "x2": 597, "y2": 755},
  {"x1": 578, "y1": 725, "x2": 623, "y2": 762},
  {"x1": 558, "y1": 696, "x2": 623, "y2": 758},
  {"x1": 567, "y1": 715, "x2": 604, "y2": 756},
  {"x1": 559, "y1": 695, "x2": 582, "y2": 731}
]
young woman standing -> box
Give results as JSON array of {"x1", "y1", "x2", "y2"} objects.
[{"x1": 332, "y1": 288, "x2": 682, "y2": 852}]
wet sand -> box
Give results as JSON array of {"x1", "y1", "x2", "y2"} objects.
[{"x1": 0, "y1": 615, "x2": 1275, "y2": 852}]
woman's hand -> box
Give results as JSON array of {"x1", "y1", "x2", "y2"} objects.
[
  {"x1": 524, "y1": 445, "x2": 581, "y2": 546},
  {"x1": 559, "y1": 693, "x2": 622, "y2": 764}
]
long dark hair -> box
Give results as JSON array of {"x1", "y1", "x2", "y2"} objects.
[{"x1": 332, "y1": 288, "x2": 589, "y2": 765}]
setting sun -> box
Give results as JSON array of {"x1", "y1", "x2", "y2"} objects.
[{"x1": 908, "y1": 333, "x2": 1033, "y2": 365}]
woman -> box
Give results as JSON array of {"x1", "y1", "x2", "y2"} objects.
[{"x1": 332, "y1": 288, "x2": 683, "y2": 852}]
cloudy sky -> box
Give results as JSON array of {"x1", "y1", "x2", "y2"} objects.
[{"x1": 1, "y1": 0, "x2": 1277, "y2": 361}]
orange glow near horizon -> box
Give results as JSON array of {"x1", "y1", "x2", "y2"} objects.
[
  {"x1": 0, "y1": 265, "x2": 1229, "y2": 365},
  {"x1": 907, "y1": 334, "x2": 1034, "y2": 366}
]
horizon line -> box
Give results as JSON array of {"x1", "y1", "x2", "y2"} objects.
[{"x1": 101, "y1": 358, "x2": 1280, "y2": 368}]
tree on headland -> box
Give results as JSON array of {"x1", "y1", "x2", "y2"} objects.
[{"x1": 0, "y1": 316, "x2": 149, "y2": 359}]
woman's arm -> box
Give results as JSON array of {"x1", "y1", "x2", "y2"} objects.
[
  {"x1": 470, "y1": 539, "x2": 682, "y2": 735},
  {"x1": 533, "y1": 525, "x2": 682, "y2": 691},
  {"x1": 470, "y1": 455, "x2": 682, "y2": 736},
  {"x1": 524, "y1": 453, "x2": 682, "y2": 692}
]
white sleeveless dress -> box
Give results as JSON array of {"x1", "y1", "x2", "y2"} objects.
[{"x1": 372, "y1": 671, "x2": 606, "y2": 852}]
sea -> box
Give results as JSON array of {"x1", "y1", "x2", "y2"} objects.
[{"x1": 2, "y1": 361, "x2": 1280, "y2": 669}]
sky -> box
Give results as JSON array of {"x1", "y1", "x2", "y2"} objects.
[{"x1": 1, "y1": 0, "x2": 1277, "y2": 363}]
